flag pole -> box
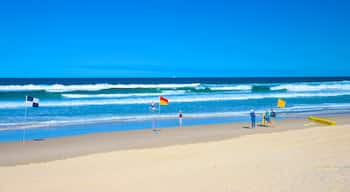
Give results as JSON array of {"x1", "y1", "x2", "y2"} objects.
[{"x1": 158, "y1": 99, "x2": 161, "y2": 132}]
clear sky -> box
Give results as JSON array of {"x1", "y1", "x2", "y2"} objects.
[{"x1": 0, "y1": 0, "x2": 349, "y2": 77}]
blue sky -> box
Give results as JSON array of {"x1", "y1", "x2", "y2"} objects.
[{"x1": 0, "y1": 0, "x2": 349, "y2": 77}]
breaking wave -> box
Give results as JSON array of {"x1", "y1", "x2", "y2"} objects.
[{"x1": 1, "y1": 91, "x2": 350, "y2": 108}]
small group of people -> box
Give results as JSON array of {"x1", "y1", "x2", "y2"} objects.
[
  {"x1": 249, "y1": 108, "x2": 276, "y2": 128},
  {"x1": 152, "y1": 101, "x2": 279, "y2": 130}
]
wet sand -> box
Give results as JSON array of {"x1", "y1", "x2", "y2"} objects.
[
  {"x1": 0, "y1": 116, "x2": 349, "y2": 191},
  {"x1": 0, "y1": 116, "x2": 349, "y2": 166}
]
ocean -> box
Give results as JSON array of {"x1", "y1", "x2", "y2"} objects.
[{"x1": 1, "y1": 77, "x2": 350, "y2": 142}]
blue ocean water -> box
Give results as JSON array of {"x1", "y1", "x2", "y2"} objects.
[{"x1": 0, "y1": 77, "x2": 350, "y2": 142}]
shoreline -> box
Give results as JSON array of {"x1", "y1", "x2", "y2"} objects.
[
  {"x1": 0, "y1": 115, "x2": 349, "y2": 166},
  {"x1": 1, "y1": 110, "x2": 350, "y2": 142}
]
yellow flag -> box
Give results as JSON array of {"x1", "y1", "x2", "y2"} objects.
[{"x1": 277, "y1": 99, "x2": 286, "y2": 108}]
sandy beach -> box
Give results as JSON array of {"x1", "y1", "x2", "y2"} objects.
[
  {"x1": 1, "y1": 0, "x2": 348, "y2": 190},
  {"x1": 0, "y1": 116, "x2": 350, "y2": 192}
]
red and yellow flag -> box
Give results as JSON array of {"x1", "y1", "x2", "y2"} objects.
[{"x1": 159, "y1": 96, "x2": 169, "y2": 105}]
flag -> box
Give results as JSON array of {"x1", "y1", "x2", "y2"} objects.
[
  {"x1": 26, "y1": 96, "x2": 39, "y2": 108},
  {"x1": 26, "y1": 96, "x2": 34, "y2": 102},
  {"x1": 277, "y1": 98, "x2": 286, "y2": 108},
  {"x1": 159, "y1": 96, "x2": 169, "y2": 105}
]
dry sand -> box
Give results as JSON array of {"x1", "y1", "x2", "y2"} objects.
[{"x1": 0, "y1": 116, "x2": 349, "y2": 191}]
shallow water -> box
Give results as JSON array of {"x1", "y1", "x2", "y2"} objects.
[{"x1": 0, "y1": 77, "x2": 350, "y2": 141}]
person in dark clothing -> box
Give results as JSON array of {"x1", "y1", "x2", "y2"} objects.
[
  {"x1": 270, "y1": 108, "x2": 276, "y2": 118},
  {"x1": 250, "y1": 109, "x2": 256, "y2": 128},
  {"x1": 270, "y1": 108, "x2": 276, "y2": 127},
  {"x1": 265, "y1": 110, "x2": 271, "y2": 126}
]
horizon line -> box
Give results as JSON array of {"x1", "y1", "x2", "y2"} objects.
[{"x1": 0, "y1": 76, "x2": 350, "y2": 79}]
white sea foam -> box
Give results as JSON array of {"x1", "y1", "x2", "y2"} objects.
[
  {"x1": 0, "y1": 113, "x2": 231, "y2": 130},
  {"x1": 0, "y1": 83, "x2": 201, "y2": 92},
  {"x1": 208, "y1": 81, "x2": 350, "y2": 92},
  {"x1": 209, "y1": 85, "x2": 251, "y2": 91},
  {"x1": 271, "y1": 83, "x2": 350, "y2": 92},
  {"x1": 2, "y1": 81, "x2": 350, "y2": 93},
  {"x1": 280, "y1": 103, "x2": 350, "y2": 113},
  {"x1": 1, "y1": 103, "x2": 350, "y2": 131},
  {"x1": 62, "y1": 90, "x2": 186, "y2": 99},
  {"x1": 1, "y1": 91, "x2": 350, "y2": 108}
]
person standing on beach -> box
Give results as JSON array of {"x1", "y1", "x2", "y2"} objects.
[
  {"x1": 250, "y1": 110, "x2": 256, "y2": 128},
  {"x1": 151, "y1": 101, "x2": 156, "y2": 112},
  {"x1": 270, "y1": 108, "x2": 276, "y2": 127},
  {"x1": 262, "y1": 112, "x2": 266, "y2": 126},
  {"x1": 151, "y1": 101, "x2": 157, "y2": 133},
  {"x1": 178, "y1": 111, "x2": 183, "y2": 127},
  {"x1": 265, "y1": 110, "x2": 271, "y2": 127}
]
